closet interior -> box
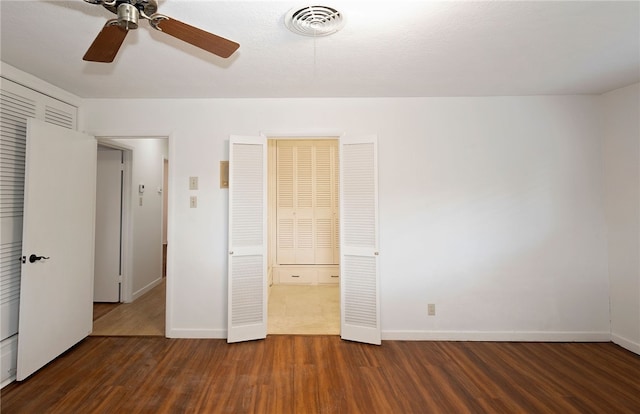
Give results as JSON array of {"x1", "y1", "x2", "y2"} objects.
[{"x1": 267, "y1": 138, "x2": 340, "y2": 332}]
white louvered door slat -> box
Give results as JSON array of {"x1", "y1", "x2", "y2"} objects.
[
  {"x1": 340, "y1": 135, "x2": 380, "y2": 345},
  {"x1": 228, "y1": 135, "x2": 267, "y2": 343}
]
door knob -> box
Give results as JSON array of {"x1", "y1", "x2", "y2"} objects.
[{"x1": 29, "y1": 254, "x2": 50, "y2": 263}]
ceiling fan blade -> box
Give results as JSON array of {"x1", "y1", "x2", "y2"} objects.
[
  {"x1": 155, "y1": 17, "x2": 239, "y2": 58},
  {"x1": 83, "y1": 23, "x2": 128, "y2": 63}
]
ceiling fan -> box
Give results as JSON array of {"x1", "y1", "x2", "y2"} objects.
[{"x1": 82, "y1": 0, "x2": 239, "y2": 62}]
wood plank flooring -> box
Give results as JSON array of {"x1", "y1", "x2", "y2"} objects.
[
  {"x1": 2, "y1": 337, "x2": 639, "y2": 413},
  {"x1": 91, "y1": 279, "x2": 165, "y2": 336},
  {"x1": 92, "y1": 302, "x2": 120, "y2": 321}
]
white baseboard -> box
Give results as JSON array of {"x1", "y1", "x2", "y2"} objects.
[
  {"x1": 167, "y1": 329, "x2": 614, "y2": 342},
  {"x1": 131, "y1": 277, "x2": 163, "y2": 302},
  {"x1": 166, "y1": 328, "x2": 227, "y2": 339},
  {"x1": 381, "y1": 330, "x2": 612, "y2": 342},
  {"x1": 611, "y1": 333, "x2": 640, "y2": 355}
]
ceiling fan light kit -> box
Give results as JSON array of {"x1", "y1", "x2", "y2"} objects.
[{"x1": 82, "y1": 0, "x2": 239, "y2": 63}]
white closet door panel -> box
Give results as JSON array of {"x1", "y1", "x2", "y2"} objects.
[
  {"x1": 276, "y1": 214, "x2": 295, "y2": 263},
  {"x1": 276, "y1": 143, "x2": 294, "y2": 263},
  {"x1": 340, "y1": 135, "x2": 380, "y2": 345},
  {"x1": 296, "y1": 144, "x2": 313, "y2": 208},
  {"x1": 315, "y1": 213, "x2": 334, "y2": 264},
  {"x1": 296, "y1": 210, "x2": 315, "y2": 263},
  {"x1": 276, "y1": 144, "x2": 294, "y2": 209},
  {"x1": 314, "y1": 143, "x2": 332, "y2": 208},
  {"x1": 228, "y1": 136, "x2": 267, "y2": 343},
  {"x1": 315, "y1": 142, "x2": 335, "y2": 263},
  {"x1": 18, "y1": 119, "x2": 95, "y2": 381},
  {"x1": 332, "y1": 144, "x2": 340, "y2": 263},
  {"x1": 0, "y1": 79, "x2": 76, "y2": 354}
]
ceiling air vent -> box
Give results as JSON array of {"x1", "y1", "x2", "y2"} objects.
[{"x1": 285, "y1": 6, "x2": 345, "y2": 37}]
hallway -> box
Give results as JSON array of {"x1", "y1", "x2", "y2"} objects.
[{"x1": 92, "y1": 279, "x2": 165, "y2": 336}]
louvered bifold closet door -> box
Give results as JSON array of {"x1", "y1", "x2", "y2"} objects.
[
  {"x1": 314, "y1": 141, "x2": 339, "y2": 264},
  {"x1": 0, "y1": 88, "x2": 34, "y2": 343},
  {"x1": 0, "y1": 78, "x2": 77, "y2": 384},
  {"x1": 227, "y1": 136, "x2": 267, "y2": 343},
  {"x1": 276, "y1": 140, "x2": 339, "y2": 265},
  {"x1": 276, "y1": 141, "x2": 314, "y2": 264},
  {"x1": 340, "y1": 135, "x2": 381, "y2": 345}
]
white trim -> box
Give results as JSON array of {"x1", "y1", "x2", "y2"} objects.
[
  {"x1": 261, "y1": 130, "x2": 344, "y2": 139},
  {"x1": 166, "y1": 133, "x2": 175, "y2": 338},
  {"x1": 0, "y1": 62, "x2": 81, "y2": 107},
  {"x1": 161, "y1": 156, "x2": 169, "y2": 245},
  {"x1": 382, "y1": 330, "x2": 612, "y2": 342},
  {"x1": 611, "y1": 333, "x2": 640, "y2": 355},
  {"x1": 167, "y1": 329, "x2": 227, "y2": 339}
]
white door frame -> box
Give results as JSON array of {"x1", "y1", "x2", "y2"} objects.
[{"x1": 96, "y1": 138, "x2": 134, "y2": 302}]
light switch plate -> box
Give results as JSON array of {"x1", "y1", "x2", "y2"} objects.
[
  {"x1": 428, "y1": 304, "x2": 436, "y2": 316},
  {"x1": 189, "y1": 176, "x2": 198, "y2": 190}
]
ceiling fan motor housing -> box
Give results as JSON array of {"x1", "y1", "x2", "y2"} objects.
[
  {"x1": 117, "y1": 2, "x2": 139, "y2": 29},
  {"x1": 100, "y1": 0, "x2": 159, "y2": 29}
]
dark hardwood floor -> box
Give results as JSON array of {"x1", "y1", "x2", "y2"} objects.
[{"x1": 1, "y1": 336, "x2": 639, "y2": 413}]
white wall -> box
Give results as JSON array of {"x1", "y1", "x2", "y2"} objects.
[
  {"x1": 83, "y1": 96, "x2": 610, "y2": 340},
  {"x1": 601, "y1": 83, "x2": 640, "y2": 353},
  {"x1": 111, "y1": 138, "x2": 168, "y2": 300}
]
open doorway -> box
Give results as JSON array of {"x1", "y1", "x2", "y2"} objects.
[
  {"x1": 266, "y1": 138, "x2": 340, "y2": 335},
  {"x1": 228, "y1": 133, "x2": 380, "y2": 344},
  {"x1": 92, "y1": 137, "x2": 168, "y2": 336}
]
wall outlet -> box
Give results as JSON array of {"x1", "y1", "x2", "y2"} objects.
[
  {"x1": 427, "y1": 303, "x2": 436, "y2": 316},
  {"x1": 190, "y1": 196, "x2": 198, "y2": 208}
]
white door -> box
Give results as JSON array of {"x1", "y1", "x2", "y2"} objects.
[
  {"x1": 94, "y1": 147, "x2": 122, "y2": 302},
  {"x1": 17, "y1": 119, "x2": 97, "y2": 380},
  {"x1": 340, "y1": 135, "x2": 381, "y2": 345},
  {"x1": 227, "y1": 135, "x2": 267, "y2": 343}
]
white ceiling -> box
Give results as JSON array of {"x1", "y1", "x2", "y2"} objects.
[{"x1": 1, "y1": 0, "x2": 638, "y2": 99}]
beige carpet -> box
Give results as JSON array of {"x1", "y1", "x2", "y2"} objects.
[
  {"x1": 92, "y1": 279, "x2": 165, "y2": 336},
  {"x1": 268, "y1": 284, "x2": 340, "y2": 335}
]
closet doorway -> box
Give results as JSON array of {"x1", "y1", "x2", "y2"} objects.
[{"x1": 266, "y1": 138, "x2": 340, "y2": 335}]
